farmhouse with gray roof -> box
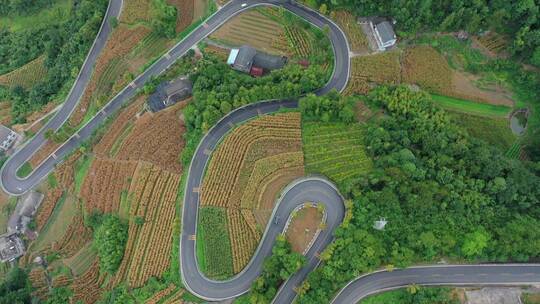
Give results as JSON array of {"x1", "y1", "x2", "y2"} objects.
[
  {"x1": 227, "y1": 45, "x2": 287, "y2": 76},
  {"x1": 372, "y1": 20, "x2": 397, "y2": 50},
  {"x1": 147, "y1": 76, "x2": 193, "y2": 113}
]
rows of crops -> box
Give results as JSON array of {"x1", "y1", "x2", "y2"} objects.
[
  {"x1": 109, "y1": 162, "x2": 181, "y2": 288},
  {"x1": 0, "y1": 101, "x2": 11, "y2": 124},
  {"x1": 198, "y1": 207, "x2": 234, "y2": 279},
  {"x1": 0, "y1": 55, "x2": 47, "y2": 89},
  {"x1": 345, "y1": 51, "x2": 401, "y2": 95},
  {"x1": 80, "y1": 157, "x2": 138, "y2": 213},
  {"x1": 303, "y1": 122, "x2": 372, "y2": 184},
  {"x1": 330, "y1": 11, "x2": 369, "y2": 53},
  {"x1": 402, "y1": 45, "x2": 453, "y2": 93},
  {"x1": 70, "y1": 258, "x2": 105, "y2": 304},
  {"x1": 227, "y1": 208, "x2": 261, "y2": 273},
  {"x1": 35, "y1": 188, "x2": 63, "y2": 230},
  {"x1": 201, "y1": 113, "x2": 302, "y2": 208},
  {"x1": 144, "y1": 284, "x2": 177, "y2": 304},
  {"x1": 240, "y1": 151, "x2": 304, "y2": 209},
  {"x1": 51, "y1": 214, "x2": 93, "y2": 258},
  {"x1": 284, "y1": 25, "x2": 312, "y2": 58},
  {"x1": 477, "y1": 32, "x2": 508, "y2": 53},
  {"x1": 210, "y1": 9, "x2": 290, "y2": 55}
]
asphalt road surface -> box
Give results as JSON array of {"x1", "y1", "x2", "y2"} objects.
[
  {"x1": 332, "y1": 265, "x2": 540, "y2": 304},
  {"x1": 1, "y1": 0, "x2": 538, "y2": 303}
]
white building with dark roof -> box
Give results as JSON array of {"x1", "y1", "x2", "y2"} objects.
[
  {"x1": 227, "y1": 45, "x2": 287, "y2": 76},
  {"x1": 0, "y1": 125, "x2": 19, "y2": 151},
  {"x1": 372, "y1": 21, "x2": 397, "y2": 51}
]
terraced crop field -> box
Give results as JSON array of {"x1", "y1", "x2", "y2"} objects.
[
  {"x1": 302, "y1": 122, "x2": 372, "y2": 185},
  {"x1": 0, "y1": 56, "x2": 47, "y2": 89},
  {"x1": 210, "y1": 8, "x2": 290, "y2": 55},
  {"x1": 110, "y1": 162, "x2": 181, "y2": 288},
  {"x1": 200, "y1": 112, "x2": 304, "y2": 275},
  {"x1": 345, "y1": 51, "x2": 402, "y2": 95}
]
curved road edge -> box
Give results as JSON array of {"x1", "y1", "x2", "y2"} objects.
[
  {"x1": 332, "y1": 264, "x2": 540, "y2": 304},
  {"x1": 0, "y1": 0, "x2": 123, "y2": 195}
]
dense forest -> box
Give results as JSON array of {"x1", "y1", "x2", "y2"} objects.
[
  {"x1": 309, "y1": 0, "x2": 540, "y2": 66},
  {"x1": 0, "y1": 0, "x2": 108, "y2": 123},
  {"x1": 296, "y1": 86, "x2": 540, "y2": 303},
  {"x1": 0, "y1": 0, "x2": 55, "y2": 17}
]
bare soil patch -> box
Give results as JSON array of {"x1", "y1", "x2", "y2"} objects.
[
  {"x1": 451, "y1": 72, "x2": 514, "y2": 106},
  {"x1": 285, "y1": 206, "x2": 323, "y2": 254},
  {"x1": 168, "y1": 0, "x2": 194, "y2": 33}
]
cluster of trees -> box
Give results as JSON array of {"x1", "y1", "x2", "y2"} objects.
[
  {"x1": 310, "y1": 0, "x2": 540, "y2": 66},
  {"x1": 296, "y1": 86, "x2": 540, "y2": 303},
  {"x1": 183, "y1": 55, "x2": 327, "y2": 133},
  {"x1": 237, "y1": 236, "x2": 305, "y2": 304},
  {"x1": 0, "y1": 0, "x2": 54, "y2": 16},
  {"x1": 150, "y1": 0, "x2": 177, "y2": 38},
  {"x1": 299, "y1": 90, "x2": 355, "y2": 122},
  {"x1": 2, "y1": 0, "x2": 108, "y2": 123},
  {"x1": 0, "y1": 267, "x2": 32, "y2": 304},
  {"x1": 44, "y1": 287, "x2": 72, "y2": 304},
  {"x1": 93, "y1": 214, "x2": 128, "y2": 273}
]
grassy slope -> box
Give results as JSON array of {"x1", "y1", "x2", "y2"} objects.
[
  {"x1": 302, "y1": 122, "x2": 371, "y2": 186},
  {"x1": 0, "y1": 0, "x2": 72, "y2": 32},
  {"x1": 197, "y1": 206, "x2": 234, "y2": 279},
  {"x1": 448, "y1": 111, "x2": 516, "y2": 151},
  {"x1": 431, "y1": 94, "x2": 512, "y2": 117}
]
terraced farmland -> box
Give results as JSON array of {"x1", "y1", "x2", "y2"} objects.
[
  {"x1": 0, "y1": 56, "x2": 47, "y2": 89},
  {"x1": 210, "y1": 8, "x2": 290, "y2": 55},
  {"x1": 345, "y1": 51, "x2": 401, "y2": 95},
  {"x1": 200, "y1": 112, "x2": 304, "y2": 275},
  {"x1": 302, "y1": 122, "x2": 372, "y2": 185}
]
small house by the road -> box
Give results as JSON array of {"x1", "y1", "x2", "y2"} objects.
[
  {"x1": 0, "y1": 232, "x2": 25, "y2": 263},
  {"x1": 0, "y1": 125, "x2": 19, "y2": 152},
  {"x1": 147, "y1": 76, "x2": 193, "y2": 113},
  {"x1": 372, "y1": 21, "x2": 397, "y2": 51},
  {"x1": 7, "y1": 191, "x2": 44, "y2": 234},
  {"x1": 227, "y1": 45, "x2": 287, "y2": 76}
]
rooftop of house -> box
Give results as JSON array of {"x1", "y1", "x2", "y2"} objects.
[
  {"x1": 375, "y1": 21, "x2": 396, "y2": 44},
  {"x1": 229, "y1": 45, "x2": 287, "y2": 73},
  {"x1": 148, "y1": 76, "x2": 193, "y2": 113},
  {"x1": 0, "y1": 232, "x2": 25, "y2": 263}
]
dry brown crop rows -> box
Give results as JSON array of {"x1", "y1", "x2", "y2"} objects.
[
  {"x1": 54, "y1": 151, "x2": 82, "y2": 190},
  {"x1": 35, "y1": 189, "x2": 63, "y2": 230},
  {"x1": 284, "y1": 25, "x2": 311, "y2": 58},
  {"x1": 210, "y1": 9, "x2": 290, "y2": 56},
  {"x1": 70, "y1": 258, "x2": 105, "y2": 304},
  {"x1": 228, "y1": 209, "x2": 259, "y2": 273},
  {"x1": 240, "y1": 152, "x2": 303, "y2": 209},
  {"x1": 109, "y1": 162, "x2": 181, "y2": 288},
  {"x1": 330, "y1": 11, "x2": 369, "y2": 53},
  {"x1": 80, "y1": 157, "x2": 137, "y2": 213},
  {"x1": 116, "y1": 102, "x2": 186, "y2": 174},
  {"x1": 121, "y1": 0, "x2": 152, "y2": 23},
  {"x1": 477, "y1": 32, "x2": 508, "y2": 53},
  {"x1": 144, "y1": 284, "x2": 177, "y2": 304},
  {"x1": 201, "y1": 112, "x2": 303, "y2": 272},
  {"x1": 52, "y1": 215, "x2": 93, "y2": 258},
  {"x1": 402, "y1": 46, "x2": 453, "y2": 93},
  {"x1": 162, "y1": 289, "x2": 185, "y2": 304},
  {"x1": 70, "y1": 25, "x2": 150, "y2": 126},
  {"x1": 0, "y1": 101, "x2": 11, "y2": 125},
  {"x1": 168, "y1": 0, "x2": 195, "y2": 33},
  {"x1": 201, "y1": 112, "x2": 302, "y2": 208},
  {"x1": 345, "y1": 51, "x2": 402, "y2": 95},
  {"x1": 51, "y1": 274, "x2": 71, "y2": 288},
  {"x1": 29, "y1": 267, "x2": 48, "y2": 300},
  {"x1": 94, "y1": 96, "x2": 145, "y2": 156},
  {"x1": 205, "y1": 45, "x2": 230, "y2": 61}
]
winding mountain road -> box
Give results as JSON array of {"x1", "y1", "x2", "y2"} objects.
[{"x1": 1, "y1": 0, "x2": 538, "y2": 303}]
